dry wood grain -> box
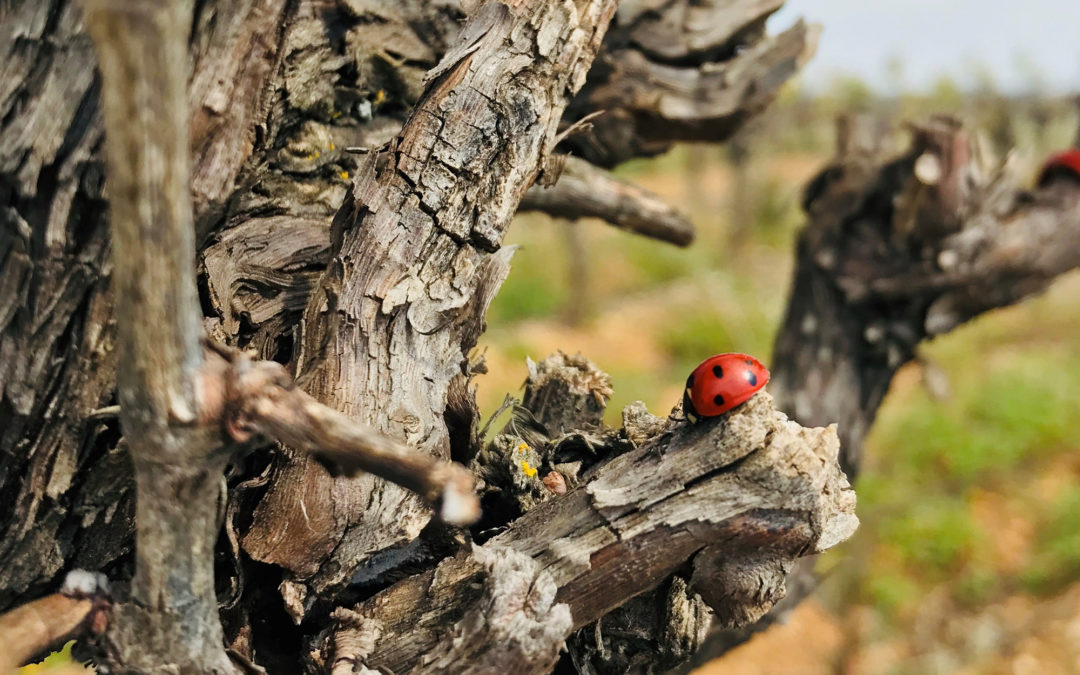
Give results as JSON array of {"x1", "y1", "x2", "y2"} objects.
[
  {"x1": 311, "y1": 370, "x2": 856, "y2": 672},
  {"x1": 563, "y1": 0, "x2": 820, "y2": 166},
  {"x1": 1, "y1": 0, "x2": 842, "y2": 671},
  {"x1": 242, "y1": 0, "x2": 621, "y2": 617}
]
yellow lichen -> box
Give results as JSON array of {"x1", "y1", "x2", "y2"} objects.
[
  {"x1": 339, "y1": 170, "x2": 349, "y2": 180},
  {"x1": 521, "y1": 460, "x2": 537, "y2": 478},
  {"x1": 374, "y1": 89, "x2": 386, "y2": 104}
]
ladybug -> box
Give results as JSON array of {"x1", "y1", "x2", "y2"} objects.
[
  {"x1": 1036, "y1": 149, "x2": 1080, "y2": 188},
  {"x1": 682, "y1": 353, "x2": 770, "y2": 423}
]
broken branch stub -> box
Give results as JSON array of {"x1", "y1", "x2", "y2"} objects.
[
  {"x1": 221, "y1": 351, "x2": 480, "y2": 525},
  {"x1": 519, "y1": 155, "x2": 697, "y2": 246},
  {"x1": 315, "y1": 363, "x2": 857, "y2": 673}
]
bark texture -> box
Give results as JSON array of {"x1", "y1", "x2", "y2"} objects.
[
  {"x1": 0, "y1": 0, "x2": 296, "y2": 614},
  {"x1": 240, "y1": 0, "x2": 621, "y2": 618},
  {"x1": 306, "y1": 355, "x2": 856, "y2": 674},
  {"x1": 563, "y1": 0, "x2": 819, "y2": 167},
  {"x1": 772, "y1": 115, "x2": 1080, "y2": 475},
  {"x1": 81, "y1": 0, "x2": 251, "y2": 669},
  {"x1": 0, "y1": 0, "x2": 837, "y2": 671},
  {"x1": 0, "y1": 0, "x2": 119, "y2": 611}
]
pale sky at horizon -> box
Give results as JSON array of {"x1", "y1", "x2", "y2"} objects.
[{"x1": 770, "y1": 1, "x2": 1080, "y2": 95}]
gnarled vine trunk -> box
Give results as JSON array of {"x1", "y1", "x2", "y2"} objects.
[
  {"x1": 6, "y1": 0, "x2": 1075, "y2": 672},
  {"x1": 2, "y1": 0, "x2": 837, "y2": 671}
]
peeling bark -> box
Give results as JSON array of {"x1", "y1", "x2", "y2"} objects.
[
  {"x1": 563, "y1": 0, "x2": 820, "y2": 166},
  {"x1": 0, "y1": 0, "x2": 295, "y2": 614},
  {"x1": 0, "y1": 0, "x2": 117, "y2": 609},
  {"x1": 308, "y1": 355, "x2": 855, "y2": 673},
  {"x1": 0, "y1": 0, "x2": 836, "y2": 671},
  {"x1": 242, "y1": 0, "x2": 620, "y2": 615}
]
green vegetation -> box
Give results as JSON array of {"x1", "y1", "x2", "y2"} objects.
[
  {"x1": 832, "y1": 288, "x2": 1080, "y2": 623},
  {"x1": 1023, "y1": 485, "x2": 1080, "y2": 594}
]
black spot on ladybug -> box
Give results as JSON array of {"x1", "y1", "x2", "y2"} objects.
[
  {"x1": 713, "y1": 394, "x2": 724, "y2": 406},
  {"x1": 746, "y1": 371, "x2": 757, "y2": 387},
  {"x1": 712, "y1": 365, "x2": 723, "y2": 378},
  {"x1": 744, "y1": 358, "x2": 753, "y2": 365}
]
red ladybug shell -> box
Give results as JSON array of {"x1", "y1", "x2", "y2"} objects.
[
  {"x1": 683, "y1": 353, "x2": 770, "y2": 422},
  {"x1": 1037, "y1": 149, "x2": 1080, "y2": 187}
]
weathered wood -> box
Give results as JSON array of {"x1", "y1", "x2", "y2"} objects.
[
  {"x1": 242, "y1": 0, "x2": 621, "y2": 616},
  {"x1": 1, "y1": 0, "x2": 833, "y2": 671},
  {"x1": 0, "y1": 0, "x2": 118, "y2": 611},
  {"x1": 563, "y1": 0, "x2": 820, "y2": 166},
  {"x1": 224, "y1": 351, "x2": 479, "y2": 524},
  {"x1": 564, "y1": 576, "x2": 712, "y2": 674},
  {"x1": 470, "y1": 352, "x2": 627, "y2": 522},
  {"x1": 521, "y1": 351, "x2": 613, "y2": 435},
  {"x1": 188, "y1": 0, "x2": 297, "y2": 240},
  {"x1": 80, "y1": 0, "x2": 237, "y2": 669},
  {"x1": 0, "y1": 0, "x2": 294, "y2": 615},
  {"x1": 772, "y1": 115, "x2": 1080, "y2": 474},
  {"x1": 520, "y1": 155, "x2": 696, "y2": 246},
  {"x1": 312, "y1": 389, "x2": 856, "y2": 673}
]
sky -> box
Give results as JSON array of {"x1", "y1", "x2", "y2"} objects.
[{"x1": 769, "y1": 0, "x2": 1080, "y2": 95}]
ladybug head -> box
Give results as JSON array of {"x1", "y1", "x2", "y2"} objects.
[{"x1": 1037, "y1": 149, "x2": 1080, "y2": 188}]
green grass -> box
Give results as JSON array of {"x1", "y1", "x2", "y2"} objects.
[
  {"x1": 864, "y1": 572, "x2": 922, "y2": 617},
  {"x1": 880, "y1": 497, "x2": 984, "y2": 578},
  {"x1": 661, "y1": 312, "x2": 741, "y2": 366},
  {"x1": 1022, "y1": 485, "x2": 1080, "y2": 595},
  {"x1": 487, "y1": 217, "x2": 569, "y2": 324},
  {"x1": 844, "y1": 309, "x2": 1080, "y2": 623}
]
